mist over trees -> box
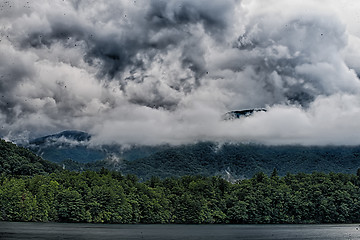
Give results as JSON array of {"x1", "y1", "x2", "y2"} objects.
[
  {"x1": 55, "y1": 142, "x2": 360, "y2": 180},
  {"x1": 1, "y1": 139, "x2": 360, "y2": 224}
]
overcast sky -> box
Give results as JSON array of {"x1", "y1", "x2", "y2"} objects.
[{"x1": 1, "y1": 0, "x2": 360, "y2": 145}]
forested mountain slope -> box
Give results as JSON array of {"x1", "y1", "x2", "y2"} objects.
[
  {"x1": 0, "y1": 139, "x2": 60, "y2": 176},
  {"x1": 25, "y1": 131, "x2": 360, "y2": 181},
  {"x1": 1, "y1": 138, "x2": 360, "y2": 224},
  {"x1": 62, "y1": 142, "x2": 360, "y2": 180}
]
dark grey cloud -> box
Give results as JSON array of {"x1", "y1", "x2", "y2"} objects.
[
  {"x1": 146, "y1": 0, "x2": 234, "y2": 35},
  {"x1": 12, "y1": 0, "x2": 236, "y2": 110},
  {"x1": 1, "y1": 0, "x2": 360, "y2": 145}
]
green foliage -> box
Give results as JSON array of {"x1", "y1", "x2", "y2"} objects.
[
  {"x1": 2, "y1": 139, "x2": 360, "y2": 224},
  {"x1": 1, "y1": 170, "x2": 360, "y2": 224},
  {"x1": 60, "y1": 142, "x2": 360, "y2": 180},
  {"x1": 57, "y1": 188, "x2": 89, "y2": 222},
  {"x1": 0, "y1": 139, "x2": 61, "y2": 176},
  {"x1": 122, "y1": 143, "x2": 360, "y2": 180}
]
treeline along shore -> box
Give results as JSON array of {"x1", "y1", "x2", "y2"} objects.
[
  {"x1": 1, "y1": 139, "x2": 360, "y2": 224},
  {"x1": 1, "y1": 170, "x2": 360, "y2": 224}
]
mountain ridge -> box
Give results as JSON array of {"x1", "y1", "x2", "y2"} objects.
[
  {"x1": 29, "y1": 130, "x2": 91, "y2": 145},
  {"x1": 21, "y1": 130, "x2": 360, "y2": 180}
]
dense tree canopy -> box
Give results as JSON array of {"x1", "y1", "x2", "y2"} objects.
[
  {"x1": 0, "y1": 139, "x2": 60, "y2": 176},
  {"x1": 58, "y1": 142, "x2": 360, "y2": 180},
  {"x1": 1, "y1": 139, "x2": 360, "y2": 224},
  {"x1": 1, "y1": 170, "x2": 360, "y2": 224}
]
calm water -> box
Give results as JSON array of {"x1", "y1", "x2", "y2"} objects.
[{"x1": 1, "y1": 222, "x2": 360, "y2": 240}]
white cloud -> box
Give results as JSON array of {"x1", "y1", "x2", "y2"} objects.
[{"x1": 1, "y1": 0, "x2": 360, "y2": 145}]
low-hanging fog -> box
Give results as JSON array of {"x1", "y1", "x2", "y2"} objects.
[{"x1": 1, "y1": 0, "x2": 360, "y2": 146}]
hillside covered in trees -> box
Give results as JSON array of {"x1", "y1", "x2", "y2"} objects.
[
  {"x1": 1, "y1": 139, "x2": 360, "y2": 224},
  {"x1": 0, "y1": 139, "x2": 61, "y2": 176},
  {"x1": 26, "y1": 131, "x2": 360, "y2": 180},
  {"x1": 58, "y1": 142, "x2": 360, "y2": 180}
]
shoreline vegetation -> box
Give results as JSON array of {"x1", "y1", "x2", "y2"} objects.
[
  {"x1": 1, "y1": 170, "x2": 360, "y2": 224},
  {"x1": 1, "y1": 139, "x2": 360, "y2": 224}
]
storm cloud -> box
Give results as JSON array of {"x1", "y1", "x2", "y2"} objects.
[{"x1": 1, "y1": 0, "x2": 360, "y2": 145}]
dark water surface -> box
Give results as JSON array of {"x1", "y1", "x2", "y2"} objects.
[{"x1": 1, "y1": 222, "x2": 360, "y2": 240}]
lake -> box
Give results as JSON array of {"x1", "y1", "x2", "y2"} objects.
[{"x1": 0, "y1": 222, "x2": 360, "y2": 239}]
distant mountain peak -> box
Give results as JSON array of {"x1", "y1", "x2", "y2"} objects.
[
  {"x1": 223, "y1": 108, "x2": 267, "y2": 120},
  {"x1": 29, "y1": 130, "x2": 91, "y2": 145}
]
